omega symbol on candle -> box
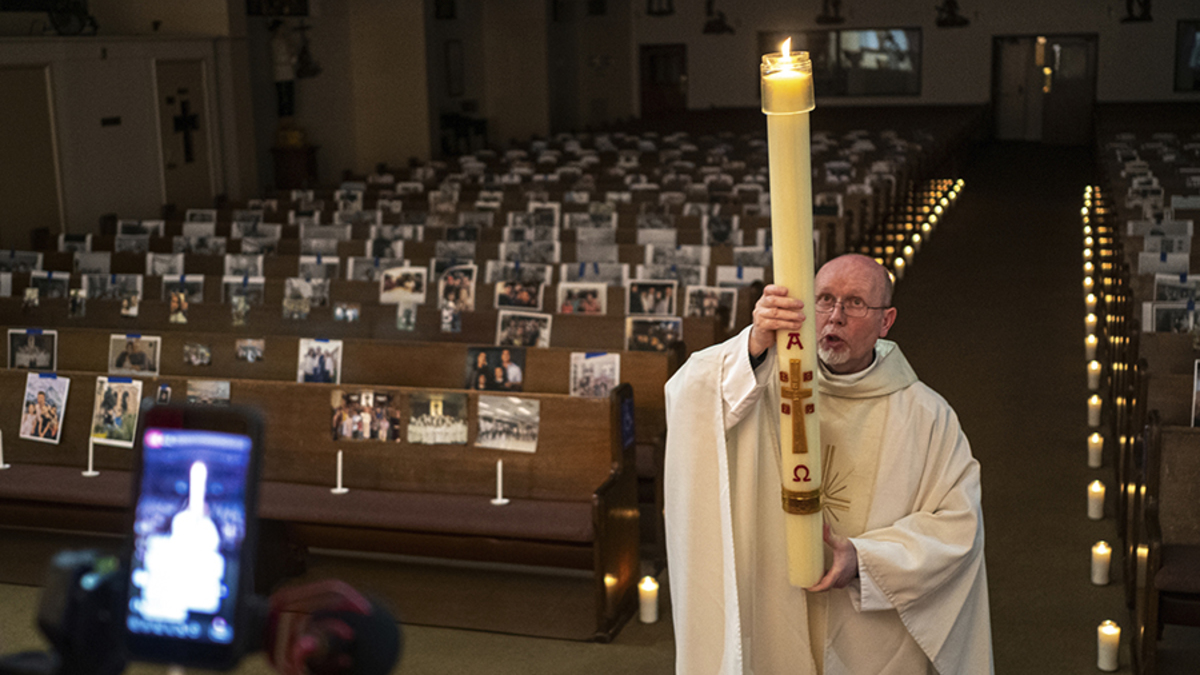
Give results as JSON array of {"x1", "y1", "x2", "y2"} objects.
[{"x1": 793, "y1": 465, "x2": 811, "y2": 482}]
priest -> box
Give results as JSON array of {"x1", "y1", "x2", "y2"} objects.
[{"x1": 664, "y1": 254, "x2": 992, "y2": 674}]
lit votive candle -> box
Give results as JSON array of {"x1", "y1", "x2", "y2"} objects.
[
  {"x1": 639, "y1": 576, "x2": 659, "y2": 623},
  {"x1": 903, "y1": 245, "x2": 914, "y2": 264},
  {"x1": 1086, "y1": 293, "x2": 1097, "y2": 313},
  {"x1": 1084, "y1": 225, "x2": 1092, "y2": 236},
  {"x1": 1088, "y1": 432, "x2": 1103, "y2": 468},
  {"x1": 1083, "y1": 248, "x2": 1093, "y2": 261},
  {"x1": 1085, "y1": 313, "x2": 1097, "y2": 333},
  {"x1": 912, "y1": 233, "x2": 922, "y2": 251},
  {"x1": 1084, "y1": 261, "x2": 1094, "y2": 275},
  {"x1": 893, "y1": 257, "x2": 905, "y2": 280},
  {"x1": 1088, "y1": 360, "x2": 1101, "y2": 390},
  {"x1": 1088, "y1": 394, "x2": 1102, "y2": 427},
  {"x1": 1084, "y1": 236, "x2": 1094, "y2": 248},
  {"x1": 1085, "y1": 334, "x2": 1097, "y2": 360},
  {"x1": 1088, "y1": 480, "x2": 1106, "y2": 520},
  {"x1": 1097, "y1": 620, "x2": 1120, "y2": 671},
  {"x1": 1092, "y1": 541, "x2": 1112, "y2": 585},
  {"x1": 1083, "y1": 276, "x2": 1094, "y2": 295}
]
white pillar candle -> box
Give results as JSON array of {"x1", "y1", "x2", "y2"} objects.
[
  {"x1": 638, "y1": 576, "x2": 659, "y2": 624},
  {"x1": 1083, "y1": 248, "x2": 1093, "y2": 261},
  {"x1": 1087, "y1": 360, "x2": 1102, "y2": 390},
  {"x1": 762, "y1": 39, "x2": 823, "y2": 589},
  {"x1": 1091, "y1": 541, "x2": 1112, "y2": 585},
  {"x1": 1088, "y1": 394, "x2": 1102, "y2": 427},
  {"x1": 1085, "y1": 313, "x2": 1097, "y2": 333},
  {"x1": 331, "y1": 450, "x2": 349, "y2": 494},
  {"x1": 1136, "y1": 544, "x2": 1148, "y2": 588},
  {"x1": 1097, "y1": 620, "x2": 1120, "y2": 671},
  {"x1": 0, "y1": 430, "x2": 8, "y2": 470},
  {"x1": 893, "y1": 257, "x2": 906, "y2": 280},
  {"x1": 1083, "y1": 276, "x2": 1094, "y2": 295},
  {"x1": 903, "y1": 245, "x2": 914, "y2": 264},
  {"x1": 912, "y1": 233, "x2": 922, "y2": 251},
  {"x1": 82, "y1": 438, "x2": 99, "y2": 477},
  {"x1": 1088, "y1": 433, "x2": 1104, "y2": 468},
  {"x1": 1085, "y1": 334, "x2": 1098, "y2": 361},
  {"x1": 1088, "y1": 480, "x2": 1106, "y2": 520},
  {"x1": 1085, "y1": 293, "x2": 1097, "y2": 313},
  {"x1": 1084, "y1": 236, "x2": 1094, "y2": 248},
  {"x1": 491, "y1": 459, "x2": 510, "y2": 505}
]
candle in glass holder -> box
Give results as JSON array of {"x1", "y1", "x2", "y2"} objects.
[
  {"x1": 1085, "y1": 334, "x2": 1098, "y2": 360},
  {"x1": 1088, "y1": 394, "x2": 1102, "y2": 427},
  {"x1": 1088, "y1": 432, "x2": 1103, "y2": 468},
  {"x1": 1088, "y1": 480, "x2": 1105, "y2": 520},
  {"x1": 1091, "y1": 541, "x2": 1112, "y2": 585},
  {"x1": 1088, "y1": 360, "x2": 1101, "y2": 390},
  {"x1": 1097, "y1": 620, "x2": 1120, "y2": 671}
]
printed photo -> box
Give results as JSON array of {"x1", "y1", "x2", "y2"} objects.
[
  {"x1": 29, "y1": 271, "x2": 69, "y2": 299},
  {"x1": 0, "y1": 251, "x2": 42, "y2": 273},
  {"x1": 185, "y1": 208, "x2": 217, "y2": 223},
  {"x1": 1144, "y1": 302, "x2": 1192, "y2": 333},
  {"x1": 222, "y1": 276, "x2": 267, "y2": 305},
  {"x1": 346, "y1": 257, "x2": 400, "y2": 282},
  {"x1": 300, "y1": 238, "x2": 339, "y2": 256},
  {"x1": 494, "y1": 281, "x2": 543, "y2": 310},
  {"x1": 396, "y1": 300, "x2": 418, "y2": 331},
  {"x1": 484, "y1": 261, "x2": 553, "y2": 285},
  {"x1": 331, "y1": 389, "x2": 403, "y2": 441},
  {"x1": 8, "y1": 329, "x2": 56, "y2": 370},
  {"x1": 733, "y1": 246, "x2": 773, "y2": 268},
  {"x1": 565, "y1": 212, "x2": 617, "y2": 229},
  {"x1": 367, "y1": 239, "x2": 406, "y2": 259},
  {"x1": 90, "y1": 376, "x2": 143, "y2": 447},
  {"x1": 684, "y1": 285, "x2": 738, "y2": 330},
  {"x1": 499, "y1": 241, "x2": 560, "y2": 264},
  {"x1": 379, "y1": 266, "x2": 427, "y2": 305},
  {"x1": 407, "y1": 391, "x2": 469, "y2": 445},
  {"x1": 236, "y1": 339, "x2": 265, "y2": 363},
  {"x1": 702, "y1": 214, "x2": 741, "y2": 245},
  {"x1": 68, "y1": 289, "x2": 86, "y2": 318},
  {"x1": 241, "y1": 236, "x2": 280, "y2": 255},
  {"x1": 168, "y1": 290, "x2": 189, "y2": 324},
  {"x1": 627, "y1": 280, "x2": 678, "y2": 315},
  {"x1": 146, "y1": 253, "x2": 185, "y2": 277},
  {"x1": 438, "y1": 264, "x2": 477, "y2": 312},
  {"x1": 115, "y1": 235, "x2": 151, "y2": 254},
  {"x1": 162, "y1": 275, "x2": 204, "y2": 303},
  {"x1": 81, "y1": 274, "x2": 143, "y2": 301},
  {"x1": 636, "y1": 229, "x2": 677, "y2": 247},
  {"x1": 224, "y1": 254, "x2": 264, "y2": 278},
  {"x1": 117, "y1": 219, "x2": 164, "y2": 237},
  {"x1": 716, "y1": 264, "x2": 766, "y2": 288},
  {"x1": 297, "y1": 338, "x2": 343, "y2": 384},
  {"x1": 476, "y1": 395, "x2": 540, "y2": 453},
  {"x1": 559, "y1": 262, "x2": 628, "y2": 286},
  {"x1": 285, "y1": 277, "x2": 332, "y2": 310},
  {"x1": 186, "y1": 380, "x2": 231, "y2": 407},
  {"x1": 496, "y1": 310, "x2": 553, "y2": 348},
  {"x1": 20, "y1": 372, "x2": 70, "y2": 444},
  {"x1": 334, "y1": 303, "x2": 361, "y2": 322},
  {"x1": 570, "y1": 352, "x2": 620, "y2": 398},
  {"x1": 626, "y1": 317, "x2": 683, "y2": 352},
  {"x1": 465, "y1": 347, "x2": 525, "y2": 391},
  {"x1": 557, "y1": 282, "x2": 607, "y2": 314},
  {"x1": 646, "y1": 245, "x2": 710, "y2": 267},
  {"x1": 107, "y1": 334, "x2": 161, "y2": 377},
  {"x1": 576, "y1": 228, "x2": 617, "y2": 245},
  {"x1": 637, "y1": 264, "x2": 705, "y2": 287},
  {"x1": 637, "y1": 213, "x2": 676, "y2": 230},
  {"x1": 298, "y1": 256, "x2": 341, "y2": 280},
  {"x1": 172, "y1": 235, "x2": 226, "y2": 255},
  {"x1": 0, "y1": 272, "x2": 12, "y2": 297},
  {"x1": 436, "y1": 241, "x2": 477, "y2": 260},
  {"x1": 184, "y1": 342, "x2": 212, "y2": 366},
  {"x1": 458, "y1": 211, "x2": 494, "y2": 229},
  {"x1": 502, "y1": 225, "x2": 560, "y2": 243},
  {"x1": 73, "y1": 251, "x2": 111, "y2": 275}
]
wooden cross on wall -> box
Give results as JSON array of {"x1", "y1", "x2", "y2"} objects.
[
  {"x1": 781, "y1": 359, "x2": 814, "y2": 454},
  {"x1": 172, "y1": 99, "x2": 199, "y2": 164}
]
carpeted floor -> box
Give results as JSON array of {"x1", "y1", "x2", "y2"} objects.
[{"x1": 5, "y1": 141, "x2": 1200, "y2": 674}]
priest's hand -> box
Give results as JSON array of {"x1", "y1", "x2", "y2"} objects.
[
  {"x1": 749, "y1": 285, "x2": 805, "y2": 359},
  {"x1": 807, "y1": 524, "x2": 859, "y2": 592}
]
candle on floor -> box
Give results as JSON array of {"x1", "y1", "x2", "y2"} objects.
[
  {"x1": 1085, "y1": 293, "x2": 1097, "y2": 313},
  {"x1": 903, "y1": 245, "x2": 914, "y2": 264},
  {"x1": 1097, "y1": 620, "x2": 1120, "y2": 671},
  {"x1": 1083, "y1": 276, "x2": 1094, "y2": 295},
  {"x1": 1088, "y1": 360, "x2": 1101, "y2": 390},
  {"x1": 1085, "y1": 313, "x2": 1097, "y2": 333},
  {"x1": 639, "y1": 576, "x2": 659, "y2": 623},
  {"x1": 1088, "y1": 480, "x2": 1105, "y2": 520},
  {"x1": 1085, "y1": 334, "x2": 1098, "y2": 361},
  {"x1": 0, "y1": 430, "x2": 8, "y2": 470},
  {"x1": 1083, "y1": 248, "x2": 1093, "y2": 261},
  {"x1": 491, "y1": 459, "x2": 510, "y2": 505},
  {"x1": 1091, "y1": 541, "x2": 1112, "y2": 585},
  {"x1": 331, "y1": 450, "x2": 349, "y2": 494},
  {"x1": 1088, "y1": 394, "x2": 1102, "y2": 427},
  {"x1": 893, "y1": 257, "x2": 905, "y2": 280},
  {"x1": 1084, "y1": 261, "x2": 1094, "y2": 276},
  {"x1": 1088, "y1": 433, "x2": 1103, "y2": 468}
]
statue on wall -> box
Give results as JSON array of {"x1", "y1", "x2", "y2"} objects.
[
  {"x1": 702, "y1": 0, "x2": 734, "y2": 34},
  {"x1": 270, "y1": 19, "x2": 298, "y2": 120},
  {"x1": 1121, "y1": 0, "x2": 1152, "y2": 23},
  {"x1": 935, "y1": 0, "x2": 969, "y2": 28}
]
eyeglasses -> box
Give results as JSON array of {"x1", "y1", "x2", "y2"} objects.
[{"x1": 813, "y1": 294, "x2": 890, "y2": 318}]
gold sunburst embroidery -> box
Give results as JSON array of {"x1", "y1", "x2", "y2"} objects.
[{"x1": 821, "y1": 444, "x2": 851, "y2": 522}]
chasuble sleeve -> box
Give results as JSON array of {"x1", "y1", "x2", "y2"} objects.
[{"x1": 720, "y1": 326, "x2": 774, "y2": 431}]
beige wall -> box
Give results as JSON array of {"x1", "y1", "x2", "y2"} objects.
[
  {"x1": 0, "y1": 66, "x2": 61, "y2": 246},
  {"x1": 483, "y1": 0, "x2": 550, "y2": 146},
  {"x1": 88, "y1": 0, "x2": 231, "y2": 36}
]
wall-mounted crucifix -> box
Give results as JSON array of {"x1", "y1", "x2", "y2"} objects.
[{"x1": 172, "y1": 99, "x2": 199, "y2": 164}]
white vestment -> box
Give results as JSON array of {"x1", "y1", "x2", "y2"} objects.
[{"x1": 664, "y1": 328, "x2": 992, "y2": 675}]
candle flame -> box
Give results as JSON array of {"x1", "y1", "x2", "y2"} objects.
[
  {"x1": 781, "y1": 38, "x2": 792, "y2": 59},
  {"x1": 1095, "y1": 541, "x2": 1111, "y2": 554}
]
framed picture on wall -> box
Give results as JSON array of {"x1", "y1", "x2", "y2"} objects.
[{"x1": 445, "y1": 40, "x2": 465, "y2": 97}]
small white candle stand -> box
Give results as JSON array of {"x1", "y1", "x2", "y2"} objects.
[
  {"x1": 82, "y1": 438, "x2": 100, "y2": 477},
  {"x1": 0, "y1": 430, "x2": 10, "y2": 470},
  {"x1": 1088, "y1": 433, "x2": 1104, "y2": 468},
  {"x1": 1088, "y1": 480, "x2": 1106, "y2": 520},
  {"x1": 331, "y1": 450, "x2": 349, "y2": 494},
  {"x1": 638, "y1": 576, "x2": 660, "y2": 623},
  {"x1": 1091, "y1": 541, "x2": 1112, "y2": 585},
  {"x1": 491, "y1": 459, "x2": 510, "y2": 506},
  {"x1": 1097, "y1": 620, "x2": 1120, "y2": 672}
]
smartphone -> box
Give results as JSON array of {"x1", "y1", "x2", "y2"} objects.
[{"x1": 124, "y1": 403, "x2": 264, "y2": 670}]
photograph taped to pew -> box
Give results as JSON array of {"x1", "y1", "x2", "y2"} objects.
[
  {"x1": 168, "y1": 290, "x2": 188, "y2": 324},
  {"x1": 626, "y1": 316, "x2": 682, "y2": 352},
  {"x1": 484, "y1": 261, "x2": 554, "y2": 285},
  {"x1": 20, "y1": 372, "x2": 69, "y2": 444},
  {"x1": 457, "y1": 211, "x2": 494, "y2": 229},
  {"x1": 222, "y1": 276, "x2": 266, "y2": 305},
  {"x1": 334, "y1": 303, "x2": 361, "y2": 322},
  {"x1": 627, "y1": 279, "x2": 678, "y2": 315},
  {"x1": 575, "y1": 227, "x2": 617, "y2": 245},
  {"x1": 444, "y1": 225, "x2": 480, "y2": 242},
  {"x1": 68, "y1": 289, "x2": 85, "y2": 318},
  {"x1": 108, "y1": 334, "x2": 161, "y2": 377},
  {"x1": 438, "y1": 263, "x2": 477, "y2": 312},
  {"x1": 1142, "y1": 302, "x2": 1193, "y2": 333},
  {"x1": 379, "y1": 265, "x2": 427, "y2": 304},
  {"x1": 560, "y1": 261, "x2": 628, "y2": 286},
  {"x1": 396, "y1": 300, "x2": 418, "y2": 331},
  {"x1": 370, "y1": 224, "x2": 424, "y2": 242},
  {"x1": 407, "y1": 391, "x2": 468, "y2": 445},
  {"x1": 182, "y1": 221, "x2": 217, "y2": 238},
  {"x1": 570, "y1": 352, "x2": 620, "y2": 398},
  {"x1": 301, "y1": 237, "x2": 339, "y2": 256},
  {"x1": 1154, "y1": 274, "x2": 1200, "y2": 301},
  {"x1": 702, "y1": 214, "x2": 742, "y2": 246},
  {"x1": 636, "y1": 229, "x2": 678, "y2": 247},
  {"x1": 436, "y1": 241, "x2": 477, "y2": 260},
  {"x1": 224, "y1": 254, "x2": 264, "y2": 278},
  {"x1": 81, "y1": 274, "x2": 143, "y2": 302},
  {"x1": 297, "y1": 338, "x2": 343, "y2": 384},
  {"x1": 0, "y1": 251, "x2": 42, "y2": 273},
  {"x1": 476, "y1": 395, "x2": 540, "y2": 453},
  {"x1": 0, "y1": 272, "x2": 10, "y2": 297},
  {"x1": 162, "y1": 275, "x2": 204, "y2": 303},
  {"x1": 732, "y1": 246, "x2": 773, "y2": 268},
  {"x1": 284, "y1": 277, "x2": 332, "y2": 313},
  {"x1": 557, "y1": 282, "x2": 607, "y2": 314},
  {"x1": 173, "y1": 235, "x2": 226, "y2": 256},
  {"x1": 73, "y1": 252, "x2": 110, "y2": 275},
  {"x1": 185, "y1": 208, "x2": 217, "y2": 224},
  {"x1": 494, "y1": 281, "x2": 543, "y2": 310},
  {"x1": 235, "y1": 339, "x2": 264, "y2": 363},
  {"x1": 184, "y1": 342, "x2": 212, "y2": 366},
  {"x1": 638, "y1": 263, "x2": 705, "y2": 286},
  {"x1": 331, "y1": 389, "x2": 403, "y2": 441},
  {"x1": 232, "y1": 221, "x2": 282, "y2": 240},
  {"x1": 187, "y1": 379, "x2": 231, "y2": 407},
  {"x1": 90, "y1": 375, "x2": 142, "y2": 448},
  {"x1": 29, "y1": 270, "x2": 69, "y2": 299},
  {"x1": 499, "y1": 241, "x2": 561, "y2": 264},
  {"x1": 564, "y1": 212, "x2": 617, "y2": 229},
  {"x1": 684, "y1": 285, "x2": 738, "y2": 330},
  {"x1": 8, "y1": 329, "x2": 56, "y2": 370},
  {"x1": 146, "y1": 253, "x2": 185, "y2": 277},
  {"x1": 116, "y1": 235, "x2": 151, "y2": 254},
  {"x1": 1143, "y1": 235, "x2": 1192, "y2": 254},
  {"x1": 496, "y1": 310, "x2": 552, "y2": 348},
  {"x1": 346, "y1": 256, "x2": 401, "y2": 282},
  {"x1": 118, "y1": 219, "x2": 164, "y2": 237},
  {"x1": 716, "y1": 264, "x2": 766, "y2": 288},
  {"x1": 241, "y1": 236, "x2": 280, "y2": 255},
  {"x1": 646, "y1": 244, "x2": 711, "y2": 267},
  {"x1": 503, "y1": 225, "x2": 560, "y2": 243},
  {"x1": 465, "y1": 347, "x2": 525, "y2": 392}
]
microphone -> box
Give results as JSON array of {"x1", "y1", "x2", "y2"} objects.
[{"x1": 263, "y1": 580, "x2": 402, "y2": 675}]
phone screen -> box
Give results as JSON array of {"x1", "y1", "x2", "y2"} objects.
[{"x1": 125, "y1": 427, "x2": 253, "y2": 646}]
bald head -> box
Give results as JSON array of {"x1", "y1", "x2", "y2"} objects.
[{"x1": 816, "y1": 254, "x2": 893, "y2": 308}]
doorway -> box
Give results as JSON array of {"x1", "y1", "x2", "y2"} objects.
[
  {"x1": 991, "y1": 35, "x2": 1097, "y2": 145},
  {"x1": 639, "y1": 44, "x2": 687, "y2": 119},
  {"x1": 155, "y1": 60, "x2": 215, "y2": 210}
]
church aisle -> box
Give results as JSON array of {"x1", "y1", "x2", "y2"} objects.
[{"x1": 888, "y1": 142, "x2": 1137, "y2": 673}]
